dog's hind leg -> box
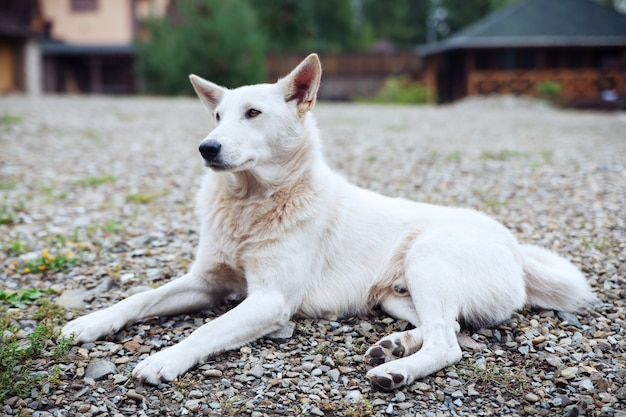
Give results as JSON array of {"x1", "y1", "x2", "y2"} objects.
[
  {"x1": 365, "y1": 292, "x2": 461, "y2": 369},
  {"x1": 366, "y1": 257, "x2": 463, "y2": 391},
  {"x1": 365, "y1": 295, "x2": 423, "y2": 366}
]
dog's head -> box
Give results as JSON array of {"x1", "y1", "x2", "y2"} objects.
[{"x1": 189, "y1": 54, "x2": 321, "y2": 172}]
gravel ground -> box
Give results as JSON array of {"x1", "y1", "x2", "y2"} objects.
[{"x1": 1, "y1": 95, "x2": 625, "y2": 417}]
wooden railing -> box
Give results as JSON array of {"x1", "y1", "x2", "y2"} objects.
[{"x1": 266, "y1": 52, "x2": 421, "y2": 80}]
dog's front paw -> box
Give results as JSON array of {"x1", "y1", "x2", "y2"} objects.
[
  {"x1": 367, "y1": 366, "x2": 408, "y2": 392},
  {"x1": 62, "y1": 310, "x2": 124, "y2": 343},
  {"x1": 133, "y1": 347, "x2": 197, "y2": 385}
]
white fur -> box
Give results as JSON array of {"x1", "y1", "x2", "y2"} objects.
[{"x1": 62, "y1": 54, "x2": 596, "y2": 390}]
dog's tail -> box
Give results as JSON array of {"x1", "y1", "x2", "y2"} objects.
[{"x1": 521, "y1": 244, "x2": 598, "y2": 312}]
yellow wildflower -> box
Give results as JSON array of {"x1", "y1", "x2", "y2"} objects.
[
  {"x1": 42, "y1": 247, "x2": 54, "y2": 261},
  {"x1": 23, "y1": 268, "x2": 31, "y2": 273},
  {"x1": 38, "y1": 265, "x2": 46, "y2": 271}
]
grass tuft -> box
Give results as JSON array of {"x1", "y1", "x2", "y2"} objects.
[{"x1": 0, "y1": 298, "x2": 73, "y2": 403}]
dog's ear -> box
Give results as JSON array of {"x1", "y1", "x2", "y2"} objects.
[
  {"x1": 280, "y1": 54, "x2": 322, "y2": 116},
  {"x1": 189, "y1": 74, "x2": 226, "y2": 112}
]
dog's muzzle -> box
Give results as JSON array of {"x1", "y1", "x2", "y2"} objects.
[{"x1": 199, "y1": 140, "x2": 221, "y2": 161}]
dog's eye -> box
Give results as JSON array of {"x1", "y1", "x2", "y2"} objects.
[
  {"x1": 246, "y1": 108, "x2": 261, "y2": 119},
  {"x1": 215, "y1": 113, "x2": 220, "y2": 122}
]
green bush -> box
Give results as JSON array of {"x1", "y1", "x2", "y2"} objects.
[
  {"x1": 368, "y1": 75, "x2": 430, "y2": 104},
  {"x1": 537, "y1": 81, "x2": 561, "y2": 100},
  {"x1": 137, "y1": 0, "x2": 267, "y2": 94}
]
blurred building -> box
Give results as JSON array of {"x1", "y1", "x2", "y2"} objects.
[
  {"x1": 0, "y1": 0, "x2": 42, "y2": 94},
  {"x1": 419, "y1": 0, "x2": 626, "y2": 108},
  {"x1": 0, "y1": 0, "x2": 169, "y2": 95},
  {"x1": 40, "y1": 0, "x2": 169, "y2": 94}
]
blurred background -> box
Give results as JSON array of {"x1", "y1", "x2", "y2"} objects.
[{"x1": 1, "y1": 0, "x2": 625, "y2": 108}]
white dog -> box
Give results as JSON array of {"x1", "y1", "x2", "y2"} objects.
[{"x1": 63, "y1": 54, "x2": 596, "y2": 391}]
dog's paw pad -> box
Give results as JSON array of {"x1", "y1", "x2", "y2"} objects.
[
  {"x1": 369, "y1": 372, "x2": 405, "y2": 392},
  {"x1": 364, "y1": 338, "x2": 406, "y2": 366}
]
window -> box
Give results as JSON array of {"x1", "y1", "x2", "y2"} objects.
[{"x1": 71, "y1": 0, "x2": 98, "y2": 12}]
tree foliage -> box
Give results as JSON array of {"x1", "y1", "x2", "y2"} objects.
[
  {"x1": 251, "y1": 0, "x2": 365, "y2": 52},
  {"x1": 137, "y1": 0, "x2": 266, "y2": 94},
  {"x1": 136, "y1": 0, "x2": 521, "y2": 95}
]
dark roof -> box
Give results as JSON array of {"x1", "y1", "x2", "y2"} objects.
[{"x1": 419, "y1": 0, "x2": 626, "y2": 55}]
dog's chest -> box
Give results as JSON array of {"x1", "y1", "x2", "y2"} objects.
[{"x1": 201, "y1": 186, "x2": 317, "y2": 270}]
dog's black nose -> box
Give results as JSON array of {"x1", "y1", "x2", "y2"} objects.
[{"x1": 199, "y1": 140, "x2": 221, "y2": 160}]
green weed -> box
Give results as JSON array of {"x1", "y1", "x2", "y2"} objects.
[
  {"x1": 481, "y1": 150, "x2": 528, "y2": 160},
  {"x1": 0, "y1": 199, "x2": 25, "y2": 225},
  {"x1": 0, "y1": 179, "x2": 17, "y2": 190},
  {"x1": 445, "y1": 151, "x2": 462, "y2": 162},
  {"x1": 21, "y1": 247, "x2": 77, "y2": 274},
  {"x1": 3, "y1": 238, "x2": 31, "y2": 256},
  {"x1": 101, "y1": 219, "x2": 123, "y2": 234},
  {"x1": 72, "y1": 175, "x2": 116, "y2": 187},
  {"x1": 0, "y1": 288, "x2": 44, "y2": 309},
  {"x1": 0, "y1": 299, "x2": 72, "y2": 403},
  {"x1": 10, "y1": 234, "x2": 85, "y2": 275},
  {"x1": 582, "y1": 237, "x2": 610, "y2": 252},
  {"x1": 367, "y1": 76, "x2": 430, "y2": 104},
  {"x1": 126, "y1": 191, "x2": 166, "y2": 204},
  {"x1": 40, "y1": 185, "x2": 68, "y2": 200},
  {"x1": 0, "y1": 113, "x2": 21, "y2": 130},
  {"x1": 454, "y1": 357, "x2": 529, "y2": 395}
]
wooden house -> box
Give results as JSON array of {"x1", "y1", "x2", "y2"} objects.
[
  {"x1": 39, "y1": 0, "x2": 168, "y2": 94},
  {"x1": 0, "y1": 0, "x2": 42, "y2": 94},
  {"x1": 419, "y1": 0, "x2": 626, "y2": 107}
]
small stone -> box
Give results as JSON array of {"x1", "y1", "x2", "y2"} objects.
[
  {"x1": 451, "y1": 390, "x2": 464, "y2": 398},
  {"x1": 525, "y1": 393, "x2": 540, "y2": 403},
  {"x1": 545, "y1": 355, "x2": 563, "y2": 368},
  {"x1": 343, "y1": 391, "x2": 360, "y2": 403},
  {"x1": 596, "y1": 377, "x2": 609, "y2": 391},
  {"x1": 615, "y1": 387, "x2": 626, "y2": 400},
  {"x1": 413, "y1": 382, "x2": 431, "y2": 392},
  {"x1": 189, "y1": 390, "x2": 204, "y2": 399},
  {"x1": 397, "y1": 402, "x2": 413, "y2": 410},
  {"x1": 84, "y1": 359, "x2": 116, "y2": 381},
  {"x1": 327, "y1": 369, "x2": 340, "y2": 382},
  {"x1": 185, "y1": 399, "x2": 201, "y2": 411},
  {"x1": 561, "y1": 367, "x2": 578, "y2": 380},
  {"x1": 123, "y1": 340, "x2": 140, "y2": 352},
  {"x1": 301, "y1": 362, "x2": 315, "y2": 373},
  {"x1": 112, "y1": 374, "x2": 128, "y2": 384},
  {"x1": 579, "y1": 379, "x2": 594, "y2": 391},
  {"x1": 557, "y1": 311, "x2": 582, "y2": 328},
  {"x1": 360, "y1": 322, "x2": 373, "y2": 332},
  {"x1": 248, "y1": 365, "x2": 265, "y2": 379},
  {"x1": 311, "y1": 407, "x2": 325, "y2": 416},
  {"x1": 203, "y1": 369, "x2": 223, "y2": 378},
  {"x1": 56, "y1": 289, "x2": 89, "y2": 309},
  {"x1": 532, "y1": 335, "x2": 546, "y2": 345},
  {"x1": 126, "y1": 390, "x2": 145, "y2": 403}
]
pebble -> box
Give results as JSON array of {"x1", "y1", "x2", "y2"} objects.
[
  {"x1": 561, "y1": 367, "x2": 579, "y2": 380},
  {"x1": 525, "y1": 393, "x2": 540, "y2": 403},
  {"x1": 327, "y1": 369, "x2": 340, "y2": 382},
  {"x1": 248, "y1": 365, "x2": 265, "y2": 379},
  {"x1": 2, "y1": 96, "x2": 624, "y2": 417},
  {"x1": 84, "y1": 359, "x2": 117, "y2": 381}
]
